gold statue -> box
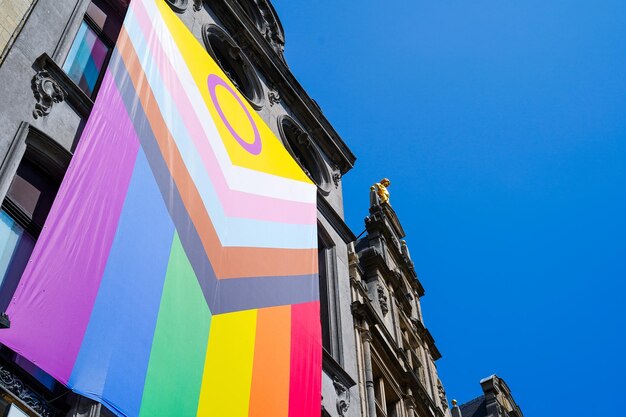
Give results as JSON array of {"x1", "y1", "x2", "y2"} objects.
[{"x1": 371, "y1": 178, "x2": 391, "y2": 205}]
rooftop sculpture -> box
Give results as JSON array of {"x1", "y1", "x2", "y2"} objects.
[{"x1": 371, "y1": 178, "x2": 391, "y2": 205}]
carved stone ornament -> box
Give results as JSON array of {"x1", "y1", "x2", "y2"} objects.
[
  {"x1": 332, "y1": 169, "x2": 341, "y2": 188},
  {"x1": 377, "y1": 284, "x2": 389, "y2": 315},
  {"x1": 268, "y1": 85, "x2": 280, "y2": 106},
  {"x1": 165, "y1": 0, "x2": 188, "y2": 13},
  {"x1": 193, "y1": 0, "x2": 202, "y2": 11},
  {"x1": 31, "y1": 70, "x2": 66, "y2": 119},
  {"x1": 333, "y1": 377, "x2": 351, "y2": 417},
  {"x1": 0, "y1": 364, "x2": 52, "y2": 417},
  {"x1": 437, "y1": 379, "x2": 449, "y2": 411},
  {"x1": 250, "y1": 0, "x2": 285, "y2": 56}
]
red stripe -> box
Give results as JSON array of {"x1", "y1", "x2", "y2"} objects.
[{"x1": 288, "y1": 301, "x2": 322, "y2": 417}]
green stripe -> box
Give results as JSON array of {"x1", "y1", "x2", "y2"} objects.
[{"x1": 139, "y1": 233, "x2": 212, "y2": 417}]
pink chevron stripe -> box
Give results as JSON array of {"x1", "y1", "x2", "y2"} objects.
[{"x1": 129, "y1": 0, "x2": 316, "y2": 225}]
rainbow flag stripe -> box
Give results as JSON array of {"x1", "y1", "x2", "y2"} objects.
[{"x1": 0, "y1": 0, "x2": 321, "y2": 416}]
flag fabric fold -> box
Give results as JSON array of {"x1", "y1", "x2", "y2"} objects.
[{"x1": 0, "y1": 1, "x2": 321, "y2": 416}]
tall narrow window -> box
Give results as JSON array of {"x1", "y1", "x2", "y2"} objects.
[
  {"x1": 317, "y1": 227, "x2": 341, "y2": 361},
  {"x1": 0, "y1": 159, "x2": 60, "y2": 310},
  {"x1": 62, "y1": 0, "x2": 125, "y2": 98},
  {"x1": 62, "y1": 20, "x2": 110, "y2": 97},
  {"x1": 318, "y1": 235, "x2": 332, "y2": 353},
  {"x1": 0, "y1": 211, "x2": 35, "y2": 297}
]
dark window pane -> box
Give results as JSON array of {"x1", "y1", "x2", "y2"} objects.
[
  {"x1": 318, "y1": 240, "x2": 331, "y2": 353},
  {"x1": 0, "y1": 210, "x2": 36, "y2": 309},
  {"x1": 62, "y1": 20, "x2": 110, "y2": 97},
  {"x1": 7, "y1": 159, "x2": 59, "y2": 229}
]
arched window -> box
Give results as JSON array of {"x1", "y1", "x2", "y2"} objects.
[
  {"x1": 164, "y1": 0, "x2": 188, "y2": 13},
  {"x1": 202, "y1": 24, "x2": 264, "y2": 109},
  {"x1": 278, "y1": 116, "x2": 331, "y2": 194}
]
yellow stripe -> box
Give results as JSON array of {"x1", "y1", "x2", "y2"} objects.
[
  {"x1": 153, "y1": 0, "x2": 311, "y2": 183},
  {"x1": 197, "y1": 309, "x2": 258, "y2": 417}
]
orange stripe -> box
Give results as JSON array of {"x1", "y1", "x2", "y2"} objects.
[
  {"x1": 249, "y1": 306, "x2": 291, "y2": 417},
  {"x1": 116, "y1": 28, "x2": 316, "y2": 279}
]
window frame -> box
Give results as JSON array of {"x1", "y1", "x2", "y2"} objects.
[
  {"x1": 317, "y1": 224, "x2": 343, "y2": 363},
  {"x1": 57, "y1": 0, "x2": 126, "y2": 100},
  {"x1": 62, "y1": 14, "x2": 114, "y2": 99},
  {"x1": 0, "y1": 123, "x2": 70, "y2": 312}
]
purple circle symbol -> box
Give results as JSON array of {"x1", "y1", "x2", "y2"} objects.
[{"x1": 207, "y1": 74, "x2": 262, "y2": 155}]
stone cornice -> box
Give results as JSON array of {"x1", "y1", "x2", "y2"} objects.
[
  {"x1": 317, "y1": 192, "x2": 356, "y2": 244},
  {"x1": 414, "y1": 320, "x2": 442, "y2": 361},
  {"x1": 322, "y1": 349, "x2": 356, "y2": 389}
]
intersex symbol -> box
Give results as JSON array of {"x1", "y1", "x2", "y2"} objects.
[{"x1": 207, "y1": 74, "x2": 262, "y2": 155}]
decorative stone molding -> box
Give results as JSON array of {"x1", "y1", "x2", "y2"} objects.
[
  {"x1": 401, "y1": 240, "x2": 413, "y2": 264},
  {"x1": 235, "y1": 0, "x2": 285, "y2": 58},
  {"x1": 268, "y1": 85, "x2": 280, "y2": 106},
  {"x1": 437, "y1": 379, "x2": 449, "y2": 411},
  {"x1": 31, "y1": 54, "x2": 94, "y2": 119},
  {"x1": 377, "y1": 283, "x2": 389, "y2": 315},
  {"x1": 165, "y1": 0, "x2": 188, "y2": 13},
  {"x1": 31, "y1": 70, "x2": 66, "y2": 119},
  {"x1": 332, "y1": 169, "x2": 341, "y2": 188},
  {"x1": 333, "y1": 377, "x2": 351, "y2": 417},
  {"x1": 193, "y1": 0, "x2": 202, "y2": 12},
  {"x1": 0, "y1": 364, "x2": 52, "y2": 417},
  {"x1": 317, "y1": 195, "x2": 356, "y2": 245}
]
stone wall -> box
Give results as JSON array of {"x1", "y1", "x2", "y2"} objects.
[{"x1": 0, "y1": 0, "x2": 35, "y2": 57}]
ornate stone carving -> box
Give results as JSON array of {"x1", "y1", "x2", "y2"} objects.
[
  {"x1": 268, "y1": 85, "x2": 280, "y2": 106},
  {"x1": 0, "y1": 364, "x2": 52, "y2": 417},
  {"x1": 391, "y1": 235, "x2": 400, "y2": 251},
  {"x1": 332, "y1": 168, "x2": 341, "y2": 187},
  {"x1": 437, "y1": 379, "x2": 449, "y2": 411},
  {"x1": 192, "y1": 0, "x2": 202, "y2": 11},
  {"x1": 31, "y1": 70, "x2": 66, "y2": 119},
  {"x1": 333, "y1": 377, "x2": 351, "y2": 417},
  {"x1": 377, "y1": 283, "x2": 389, "y2": 315},
  {"x1": 165, "y1": 0, "x2": 188, "y2": 13},
  {"x1": 247, "y1": 0, "x2": 285, "y2": 56}
]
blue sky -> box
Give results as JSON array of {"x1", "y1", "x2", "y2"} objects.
[{"x1": 272, "y1": 1, "x2": 626, "y2": 415}]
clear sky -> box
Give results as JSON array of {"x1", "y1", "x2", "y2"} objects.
[{"x1": 272, "y1": 1, "x2": 626, "y2": 415}]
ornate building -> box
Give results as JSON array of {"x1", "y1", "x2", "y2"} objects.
[
  {"x1": 0, "y1": 1, "x2": 453, "y2": 416},
  {"x1": 451, "y1": 375, "x2": 523, "y2": 417},
  {"x1": 349, "y1": 186, "x2": 451, "y2": 417}
]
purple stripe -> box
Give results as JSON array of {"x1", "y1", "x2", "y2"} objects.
[{"x1": 0, "y1": 71, "x2": 140, "y2": 383}]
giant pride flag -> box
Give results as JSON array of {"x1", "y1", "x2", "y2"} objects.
[{"x1": 0, "y1": 0, "x2": 321, "y2": 416}]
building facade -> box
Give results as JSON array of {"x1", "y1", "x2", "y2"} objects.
[
  {"x1": 0, "y1": 1, "x2": 451, "y2": 417},
  {"x1": 348, "y1": 187, "x2": 450, "y2": 417},
  {"x1": 452, "y1": 375, "x2": 523, "y2": 417}
]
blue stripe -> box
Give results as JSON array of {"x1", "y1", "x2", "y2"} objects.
[{"x1": 68, "y1": 149, "x2": 175, "y2": 417}]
